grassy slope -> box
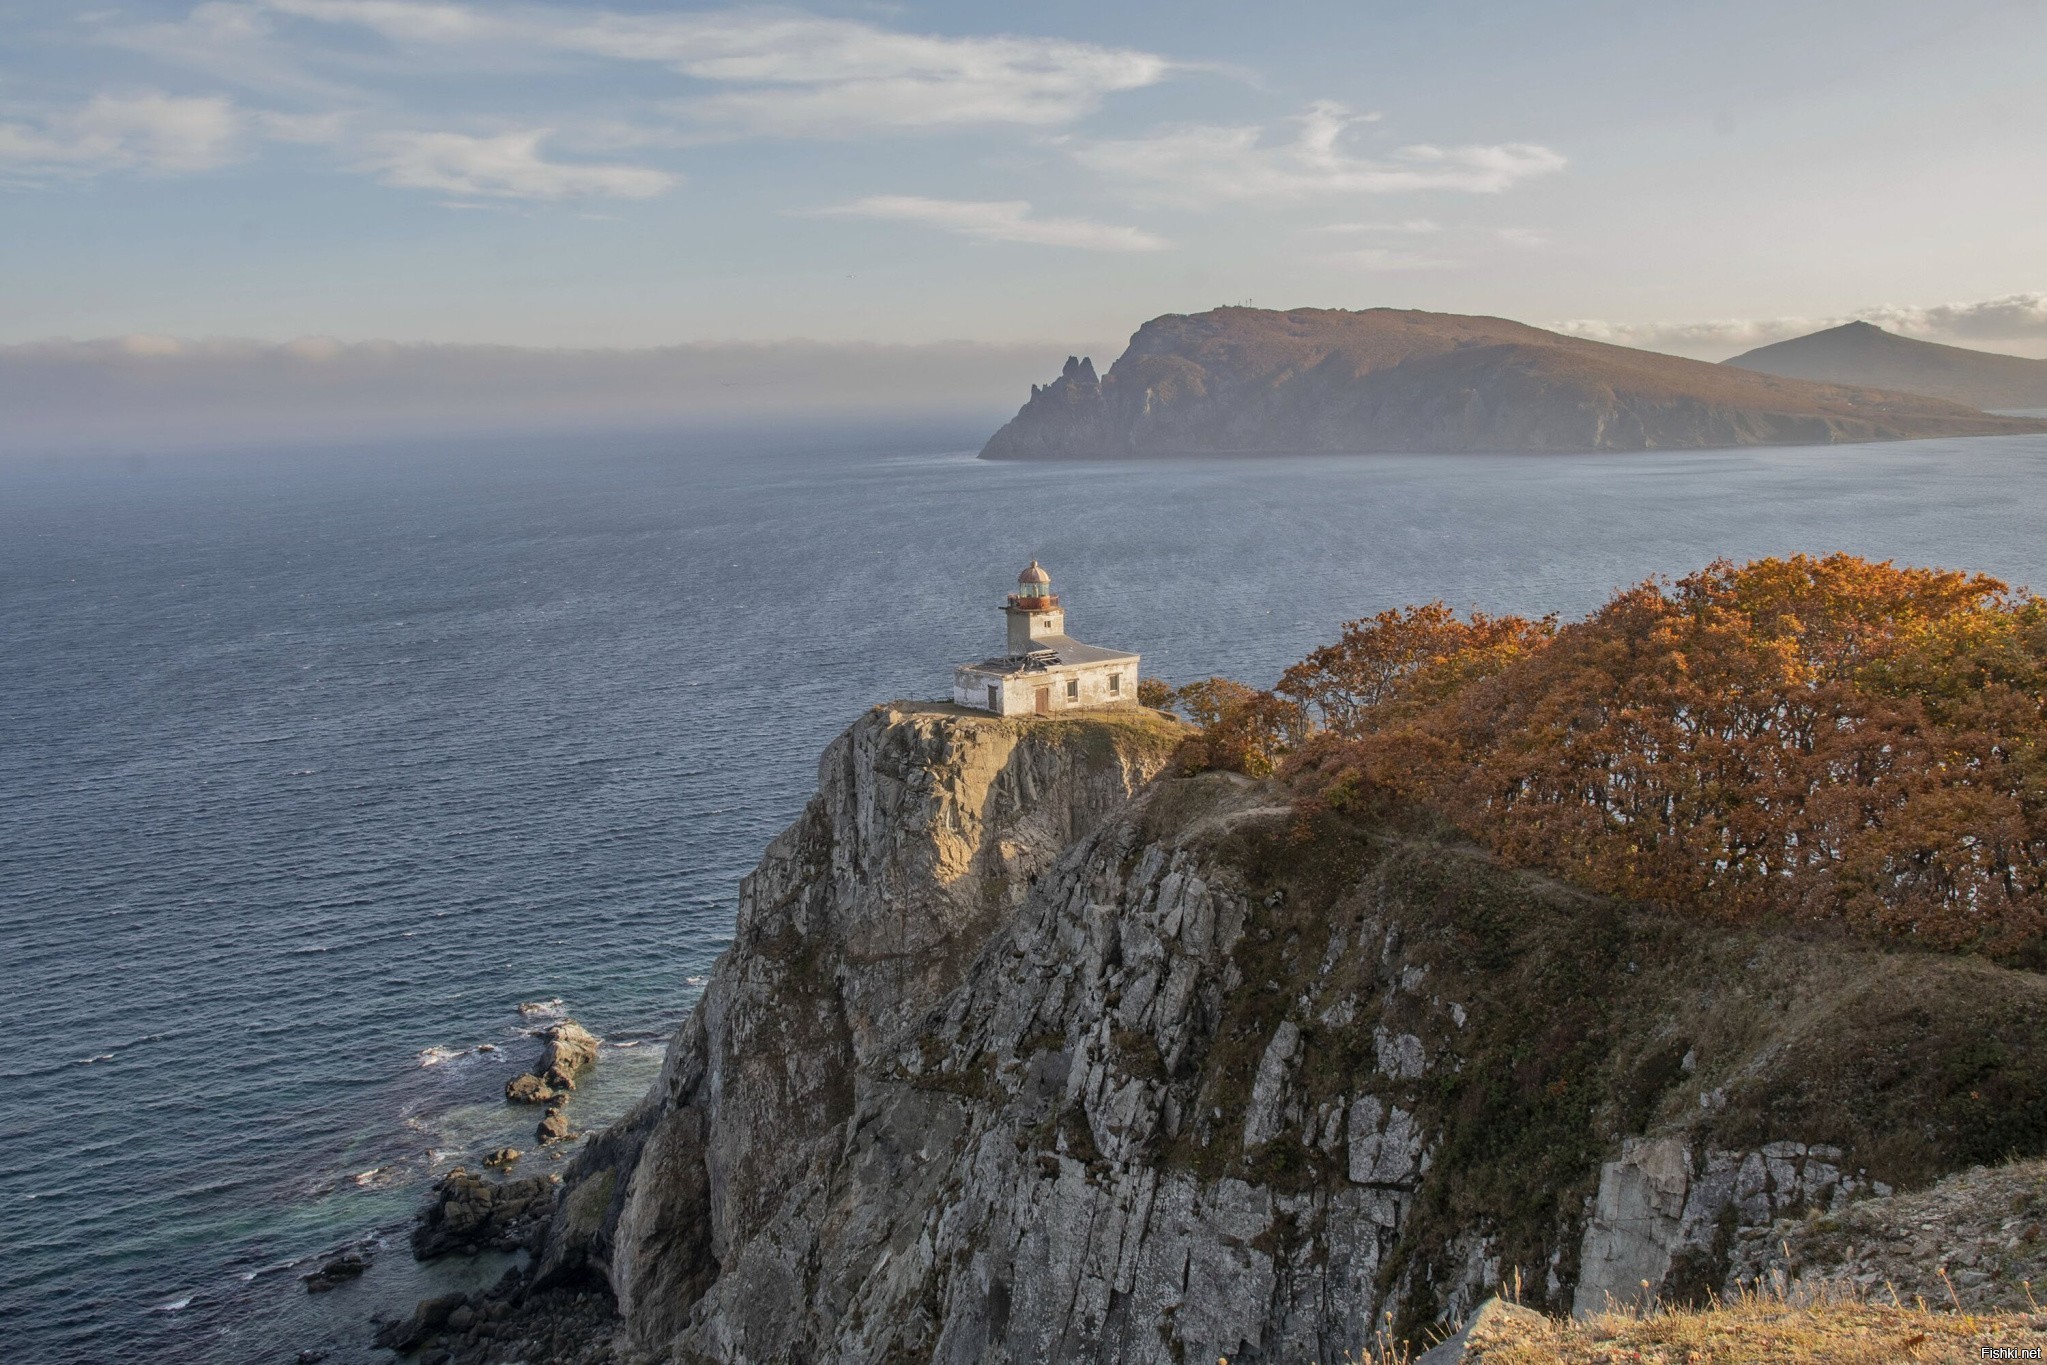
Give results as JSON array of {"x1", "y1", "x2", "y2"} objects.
[
  {"x1": 1454, "y1": 1289, "x2": 2047, "y2": 1365},
  {"x1": 1726, "y1": 322, "x2": 2047, "y2": 410}
]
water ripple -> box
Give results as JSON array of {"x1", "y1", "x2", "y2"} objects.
[{"x1": 6, "y1": 430, "x2": 2047, "y2": 1361}]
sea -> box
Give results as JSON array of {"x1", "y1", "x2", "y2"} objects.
[{"x1": 5, "y1": 421, "x2": 2047, "y2": 1363}]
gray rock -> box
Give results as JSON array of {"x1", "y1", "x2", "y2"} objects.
[
  {"x1": 410, "y1": 1169, "x2": 557, "y2": 1260},
  {"x1": 1573, "y1": 1136, "x2": 1692, "y2": 1316},
  {"x1": 538, "y1": 1020, "x2": 599, "y2": 1090},
  {"x1": 1347, "y1": 1097, "x2": 1424, "y2": 1187},
  {"x1": 1241, "y1": 1020, "x2": 1300, "y2": 1149},
  {"x1": 299, "y1": 1250, "x2": 368, "y2": 1292},
  {"x1": 506, "y1": 1073, "x2": 559, "y2": 1104},
  {"x1": 1415, "y1": 1296, "x2": 1548, "y2": 1364}
]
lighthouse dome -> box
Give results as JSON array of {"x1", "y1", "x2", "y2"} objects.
[{"x1": 1018, "y1": 561, "x2": 1051, "y2": 586}]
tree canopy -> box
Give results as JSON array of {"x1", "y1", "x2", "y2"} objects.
[{"x1": 1169, "y1": 555, "x2": 2047, "y2": 959}]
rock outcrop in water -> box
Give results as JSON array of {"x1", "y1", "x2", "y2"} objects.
[
  {"x1": 411, "y1": 1167, "x2": 558, "y2": 1260},
  {"x1": 978, "y1": 307, "x2": 2047, "y2": 459},
  {"x1": 504, "y1": 700, "x2": 2047, "y2": 1362},
  {"x1": 507, "y1": 1019, "x2": 599, "y2": 1104}
]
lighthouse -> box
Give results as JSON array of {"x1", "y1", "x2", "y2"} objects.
[{"x1": 954, "y1": 562, "x2": 1140, "y2": 716}]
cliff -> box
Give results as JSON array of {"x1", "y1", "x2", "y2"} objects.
[
  {"x1": 510, "y1": 703, "x2": 2047, "y2": 1363},
  {"x1": 978, "y1": 308, "x2": 2047, "y2": 459},
  {"x1": 1725, "y1": 321, "x2": 2047, "y2": 411}
]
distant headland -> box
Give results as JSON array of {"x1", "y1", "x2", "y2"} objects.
[
  {"x1": 979, "y1": 306, "x2": 2047, "y2": 459},
  {"x1": 1724, "y1": 320, "x2": 2047, "y2": 411}
]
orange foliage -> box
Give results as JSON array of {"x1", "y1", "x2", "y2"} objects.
[
  {"x1": 1200, "y1": 556, "x2": 2047, "y2": 956},
  {"x1": 1169, "y1": 677, "x2": 1304, "y2": 778}
]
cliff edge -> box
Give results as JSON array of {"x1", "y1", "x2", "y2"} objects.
[
  {"x1": 516, "y1": 702, "x2": 2047, "y2": 1364},
  {"x1": 978, "y1": 308, "x2": 2047, "y2": 459}
]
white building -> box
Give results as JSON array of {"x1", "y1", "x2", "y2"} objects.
[{"x1": 953, "y1": 562, "x2": 1140, "y2": 716}]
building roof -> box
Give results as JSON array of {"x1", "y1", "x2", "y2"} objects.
[
  {"x1": 958, "y1": 633, "x2": 1138, "y2": 675},
  {"x1": 1018, "y1": 560, "x2": 1051, "y2": 585}
]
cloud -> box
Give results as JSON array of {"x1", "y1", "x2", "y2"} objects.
[
  {"x1": 1861, "y1": 294, "x2": 2047, "y2": 342},
  {"x1": 265, "y1": 0, "x2": 487, "y2": 43},
  {"x1": 1313, "y1": 218, "x2": 1441, "y2": 234},
  {"x1": 1554, "y1": 292, "x2": 2047, "y2": 359},
  {"x1": 1077, "y1": 101, "x2": 1565, "y2": 206},
  {"x1": 1305, "y1": 217, "x2": 1541, "y2": 271},
  {"x1": 0, "y1": 92, "x2": 241, "y2": 176},
  {"x1": 592, "y1": 16, "x2": 1173, "y2": 134},
  {"x1": 813, "y1": 195, "x2": 1168, "y2": 251},
  {"x1": 1326, "y1": 246, "x2": 1455, "y2": 271},
  {"x1": 364, "y1": 129, "x2": 676, "y2": 199},
  {"x1": 242, "y1": 1, "x2": 1175, "y2": 134}
]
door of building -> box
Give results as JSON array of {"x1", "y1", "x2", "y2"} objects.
[{"x1": 1034, "y1": 685, "x2": 1051, "y2": 715}]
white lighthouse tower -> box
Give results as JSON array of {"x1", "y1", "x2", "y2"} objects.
[{"x1": 953, "y1": 562, "x2": 1139, "y2": 716}]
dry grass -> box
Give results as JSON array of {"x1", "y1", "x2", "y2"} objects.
[
  {"x1": 1470, "y1": 1282, "x2": 2047, "y2": 1364},
  {"x1": 1221, "y1": 1284, "x2": 2047, "y2": 1364}
]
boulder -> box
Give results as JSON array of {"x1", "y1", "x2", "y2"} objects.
[
  {"x1": 299, "y1": 1250, "x2": 369, "y2": 1292},
  {"x1": 372, "y1": 1292, "x2": 469, "y2": 1353},
  {"x1": 1416, "y1": 1297, "x2": 1550, "y2": 1364},
  {"x1": 538, "y1": 1020, "x2": 599, "y2": 1091},
  {"x1": 537, "y1": 1106, "x2": 572, "y2": 1145},
  {"x1": 506, "y1": 1073, "x2": 559, "y2": 1104},
  {"x1": 410, "y1": 1168, "x2": 557, "y2": 1260},
  {"x1": 504, "y1": 1020, "x2": 596, "y2": 1104}
]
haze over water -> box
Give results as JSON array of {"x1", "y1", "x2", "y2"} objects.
[{"x1": 6, "y1": 427, "x2": 2047, "y2": 1362}]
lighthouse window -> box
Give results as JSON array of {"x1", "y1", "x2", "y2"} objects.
[
  {"x1": 986, "y1": 684, "x2": 998, "y2": 710},
  {"x1": 1066, "y1": 678, "x2": 1079, "y2": 701}
]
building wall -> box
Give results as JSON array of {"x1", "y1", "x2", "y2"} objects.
[
  {"x1": 1006, "y1": 605, "x2": 1066, "y2": 655},
  {"x1": 954, "y1": 658, "x2": 1138, "y2": 715}
]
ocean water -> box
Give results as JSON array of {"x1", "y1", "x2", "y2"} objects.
[{"x1": 6, "y1": 425, "x2": 2047, "y2": 1363}]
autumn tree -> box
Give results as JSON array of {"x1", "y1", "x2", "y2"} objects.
[{"x1": 1189, "y1": 555, "x2": 2047, "y2": 958}]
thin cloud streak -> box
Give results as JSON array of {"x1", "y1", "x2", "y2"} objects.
[
  {"x1": 813, "y1": 196, "x2": 1170, "y2": 251},
  {"x1": 1556, "y1": 292, "x2": 2047, "y2": 359},
  {"x1": 244, "y1": 1, "x2": 1177, "y2": 133},
  {"x1": 365, "y1": 129, "x2": 677, "y2": 199},
  {"x1": 1078, "y1": 101, "x2": 1565, "y2": 206},
  {"x1": 0, "y1": 92, "x2": 242, "y2": 177}
]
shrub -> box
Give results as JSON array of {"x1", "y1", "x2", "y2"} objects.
[{"x1": 1186, "y1": 555, "x2": 2047, "y2": 956}]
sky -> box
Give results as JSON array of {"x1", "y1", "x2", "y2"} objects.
[{"x1": 4, "y1": 0, "x2": 2046, "y2": 447}]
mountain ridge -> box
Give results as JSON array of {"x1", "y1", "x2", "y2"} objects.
[
  {"x1": 979, "y1": 307, "x2": 2047, "y2": 459},
  {"x1": 1724, "y1": 321, "x2": 2047, "y2": 410}
]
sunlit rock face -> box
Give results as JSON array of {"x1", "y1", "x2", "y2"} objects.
[{"x1": 536, "y1": 700, "x2": 2047, "y2": 1363}]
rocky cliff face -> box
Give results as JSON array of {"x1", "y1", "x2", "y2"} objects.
[
  {"x1": 534, "y1": 703, "x2": 2047, "y2": 1363},
  {"x1": 978, "y1": 308, "x2": 2047, "y2": 459}
]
